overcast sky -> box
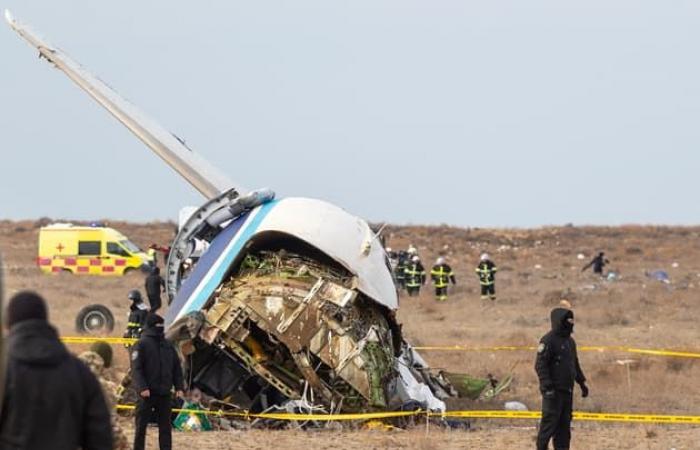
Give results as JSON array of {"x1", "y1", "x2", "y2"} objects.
[{"x1": 1, "y1": 1, "x2": 698, "y2": 227}]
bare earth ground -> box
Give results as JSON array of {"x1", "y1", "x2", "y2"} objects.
[{"x1": 2, "y1": 219, "x2": 700, "y2": 448}]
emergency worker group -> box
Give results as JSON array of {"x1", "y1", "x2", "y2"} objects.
[
  {"x1": 0, "y1": 246, "x2": 606, "y2": 450},
  {"x1": 386, "y1": 243, "x2": 596, "y2": 449},
  {"x1": 387, "y1": 244, "x2": 497, "y2": 303}
]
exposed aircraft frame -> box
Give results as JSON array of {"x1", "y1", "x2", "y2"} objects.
[{"x1": 5, "y1": 10, "x2": 504, "y2": 415}]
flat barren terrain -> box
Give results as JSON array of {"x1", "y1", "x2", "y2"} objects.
[{"x1": 2, "y1": 219, "x2": 699, "y2": 448}]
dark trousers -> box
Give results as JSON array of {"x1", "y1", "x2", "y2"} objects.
[
  {"x1": 134, "y1": 394, "x2": 172, "y2": 450},
  {"x1": 406, "y1": 286, "x2": 420, "y2": 296},
  {"x1": 148, "y1": 294, "x2": 162, "y2": 313},
  {"x1": 480, "y1": 284, "x2": 495, "y2": 299},
  {"x1": 536, "y1": 390, "x2": 573, "y2": 450},
  {"x1": 435, "y1": 286, "x2": 447, "y2": 300}
]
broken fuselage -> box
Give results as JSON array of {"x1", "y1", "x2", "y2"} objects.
[{"x1": 6, "y1": 10, "x2": 451, "y2": 414}]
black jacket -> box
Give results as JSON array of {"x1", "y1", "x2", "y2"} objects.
[
  {"x1": 583, "y1": 254, "x2": 609, "y2": 274},
  {"x1": 131, "y1": 327, "x2": 184, "y2": 396},
  {"x1": 124, "y1": 304, "x2": 149, "y2": 338},
  {"x1": 0, "y1": 320, "x2": 112, "y2": 450},
  {"x1": 127, "y1": 304, "x2": 149, "y2": 327},
  {"x1": 404, "y1": 262, "x2": 426, "y2": 287},
  {"x1": 145, "y1": 272, "x2": 164, "y2": 299},
  {"x1": 475, "y1": 260, "x2": 497, "y2": 285},
  {"x1": 535, "y1": 308, "x2": 586, "y2": 393},
  {"x1": 431, "y1": 263, "x2": 456, "y2": 287}
]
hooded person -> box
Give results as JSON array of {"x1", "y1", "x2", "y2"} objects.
[
  {"x1": 535, "y1": 307, "x2": 588, "y2": 450},
  {"x1": 131, "y1": 313, "x2": 184, "y2": 450},
  {"x1": 0, "y1": 291, "x2": 113, "y2": 450}
]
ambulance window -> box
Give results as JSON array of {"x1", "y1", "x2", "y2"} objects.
[
  {"x1": 107, "y1": 242, "x2": 130, "y2": 257},
  {"x1": 78, "y1": 241, "x2": 101, "y2": 255},
  {"x1": 120, "y1": 240, "x2": 141, "y2": 253}
]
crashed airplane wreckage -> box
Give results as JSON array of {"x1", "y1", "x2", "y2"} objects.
[{"x1": 6, "y1": 11, "x2": 510, "y2": 416}]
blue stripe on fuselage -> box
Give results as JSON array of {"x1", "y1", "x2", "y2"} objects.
[{"x1": 165, "y1": 200, "x2": 278, "y2": 326}]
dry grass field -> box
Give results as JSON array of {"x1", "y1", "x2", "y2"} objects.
[{"x1": 1, "y1": 219, "x2": 699, "y2": 448}]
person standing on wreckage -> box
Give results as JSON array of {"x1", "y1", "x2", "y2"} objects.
[{"x1": 535, "y1": 307, "x2": 589, "y2": 450}]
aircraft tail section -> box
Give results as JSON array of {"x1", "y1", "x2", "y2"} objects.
[{"x1": 5, "y1": 10, "x2": 241, "y2": 199}]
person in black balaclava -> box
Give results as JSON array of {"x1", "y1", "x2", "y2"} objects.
[
  {"x1": 535, "y1": 307, "x2": 588, "y2": 450},
  {"x1": 131, "y1": 313, "x2": 184, "y2": 450}
]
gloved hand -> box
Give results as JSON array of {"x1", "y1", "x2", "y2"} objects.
[{"x1": 580, "y1": 383, "x2": 589, "y2": 398}]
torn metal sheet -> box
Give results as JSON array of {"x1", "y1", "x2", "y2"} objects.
[{"x1": 9, "y1": 12, "x2": 510, "y2": 420}]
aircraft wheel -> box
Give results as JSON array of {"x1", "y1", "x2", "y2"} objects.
[{"x1": 76, "y1": 304, "x2": 115, "y2": 334}]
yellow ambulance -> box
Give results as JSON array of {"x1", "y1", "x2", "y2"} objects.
[{"x1": 37, "y1": 223, "x2": 153, "y2": 275}]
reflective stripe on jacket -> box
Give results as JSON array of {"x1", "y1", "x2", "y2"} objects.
[
  {"x1": 475, "y1": 260, "x2": 497, "y2": 285},
  {"x1": 431, "y1": 264, "x2": 455, "y2": 288}
]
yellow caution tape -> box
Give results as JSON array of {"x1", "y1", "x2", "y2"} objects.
[
  {"x1": 62, "y1": 337, "x2": 700, "y2": 359},
  {"x1": 62, "y1": 336, "x2": 136, "y2": 345},
  {"x1": 436, "y1": 411, "x2": 700, "y2": 424},
  {"x1": 115, "y1": 404, "x2": 420, "y2": 421},
  {"x1": 115, "y1": 404, "x2": 700, "y2": 424},
  {"x1": 414, "y1": 345, "x2": 700, "y2": 359}
]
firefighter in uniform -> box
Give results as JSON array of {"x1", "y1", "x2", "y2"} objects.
[
  {"x1": 430, "y1": 257, "x2": 456, "y2": 301},
  {"x1": 404, "y1": 255, "x2": 426, "y2": 297},
  {"x1": 124, "y1": 289, "x2": 149, "y2": 343},
  {"x1": 131, "y1": 314, "x2": 184, "y2": 450},
  {"x1": 475, "y1": 253, "x2": 498, "y2": 300},
  {"x1": 394, "y1": 250, "x2": 409, "y2": 290},
  {"x1": 535, "y1": 307, "x2": 588, "y2": 450}
]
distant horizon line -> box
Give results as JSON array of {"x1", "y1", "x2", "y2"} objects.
[{"x1": 2, "y1": 215, "x2": 699, "y2": 231}]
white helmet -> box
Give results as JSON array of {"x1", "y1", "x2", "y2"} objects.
[
  {"x1": 436, "y1": 257, "x2": 446, "y2": 265},
  {"x1": 385, "y1": 247, "x2": 393, "y2": 253},
  {"x1": 412, "y1": 255, "x2": 420, "y2": 262},
  {"x1": 407, "y1": 245, "x2": 417, "y2": 255},
  {"x1": 480, "y1": 253, "x2": 489, "y2": 261}
]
